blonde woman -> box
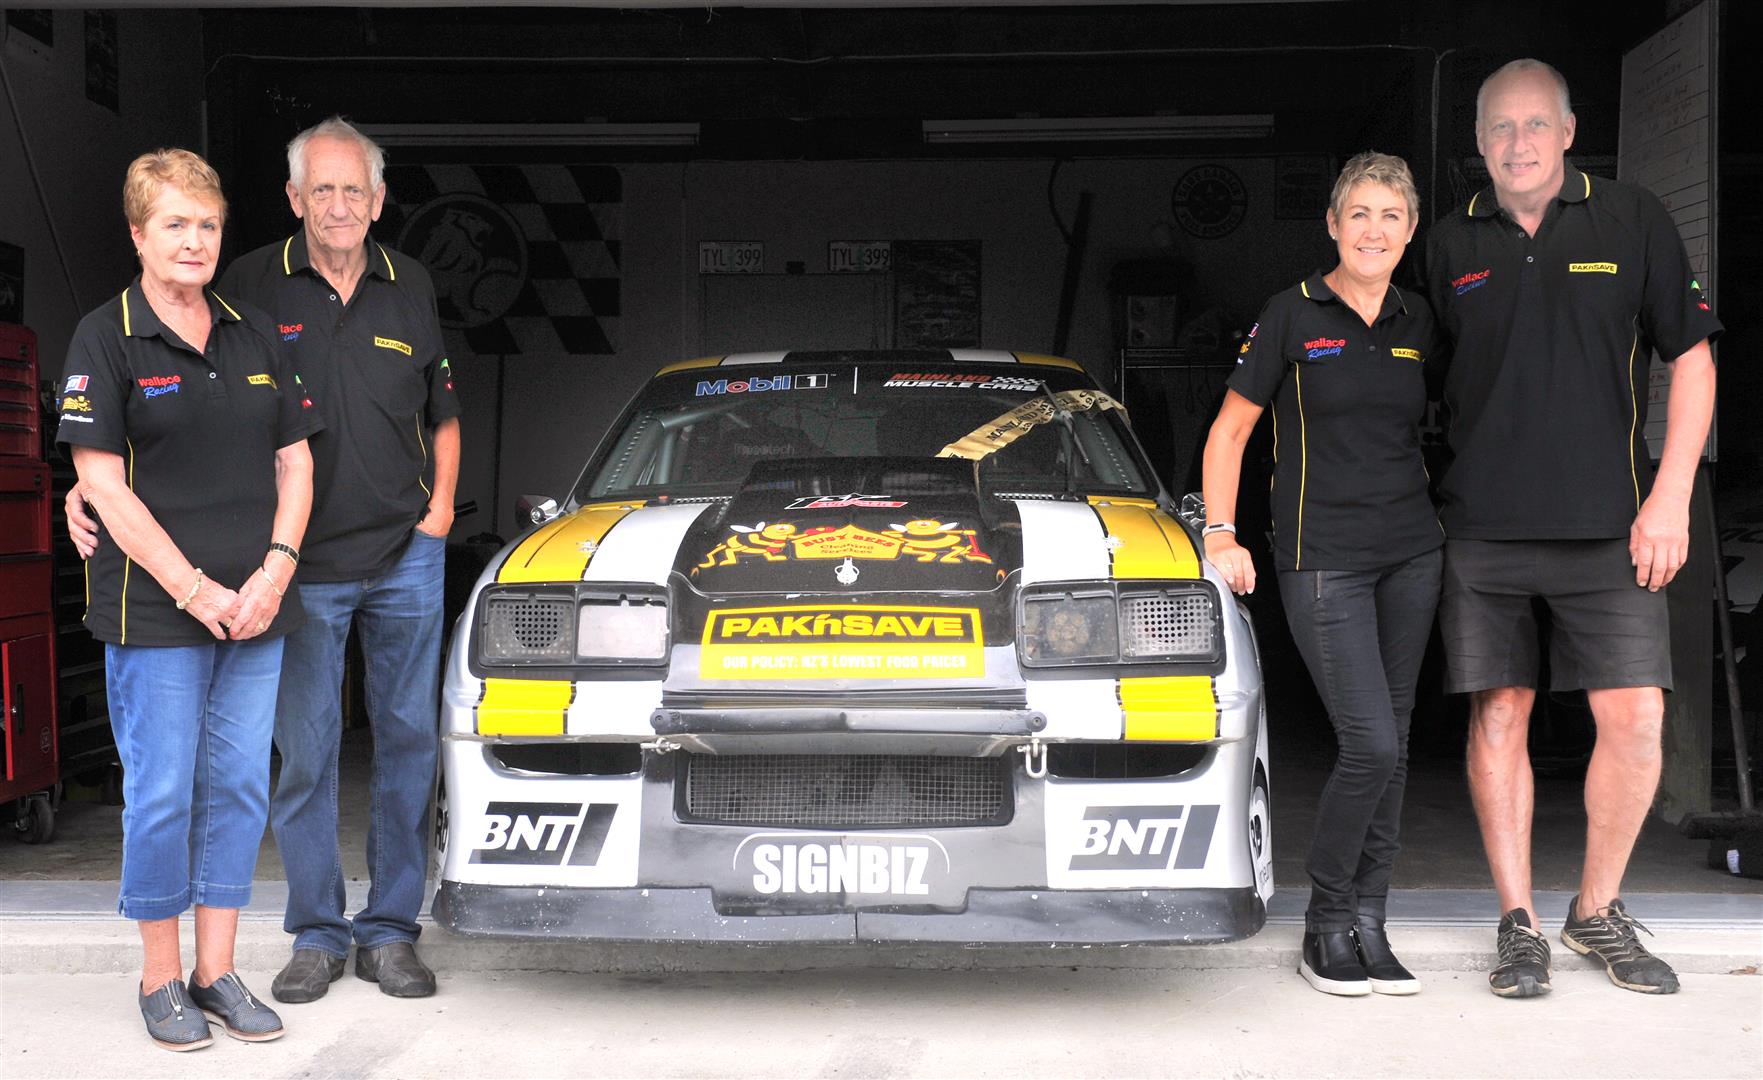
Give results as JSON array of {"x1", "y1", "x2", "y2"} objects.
[
  {"x1": 56, "y1": 150, "x2": 320, "y2": 1049},
  {"x1": 1201, "y1": 152, "x2": 1442, "y2": 996}
]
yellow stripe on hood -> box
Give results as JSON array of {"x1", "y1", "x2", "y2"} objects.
[
  {"x1": 496, "y1": 501, "x2": 645, "y2": 584},
  {"x1": 1088, "y1": 498, "x2": 1201, "y2": 579}
]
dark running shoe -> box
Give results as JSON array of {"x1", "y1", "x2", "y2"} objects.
[
  {"x1": 1561, "y1": 896, "x2": 1680, "y2": 994},
  {"x1": 1490, "y1": 908, "x2": 1552, "y2": 998}
]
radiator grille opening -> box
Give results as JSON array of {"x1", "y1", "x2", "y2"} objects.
[
  {"x1": 491, "y1": 742, "x2": 641, "y2": 776},
  {"x1": 1046, "y1": 742, "x2": 1209, "y2": 779},
  {"x1": 682, "y1": 754, "x2": 1010, "y2": 827}
]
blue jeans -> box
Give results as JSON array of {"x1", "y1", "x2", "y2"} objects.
[
  {"x1": 106, "y1": 638, "x2": 284, "y2": 921},
  {"x1": 1279, "y1": 548, "x2": 1442, "y2": 932},
  {"x1": 272, "y1": 531, "x2": 446, "y2": 956}
]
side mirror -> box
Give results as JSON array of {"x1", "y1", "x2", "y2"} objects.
[
  {"x1": 515, "y1": 494, "x2": 561, "y2": 526},
  {"x1": 1177, "y1": 491, "x2": 1206, "y2": 530}
]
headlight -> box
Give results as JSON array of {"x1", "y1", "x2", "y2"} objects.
[
  {"x1": 1019, "y1": 581, "x2": 1221, "y2": 668},
  {"x1": 577, "y1": 595, "x2": 668, "y2": 661},
  {"x1": 478, "y1": 585, "x2": 670, "y2": 669}
]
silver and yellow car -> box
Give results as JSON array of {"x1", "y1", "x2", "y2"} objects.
[{"x1": 434, "y1": 349, "x2": 1272, "y2": 944}]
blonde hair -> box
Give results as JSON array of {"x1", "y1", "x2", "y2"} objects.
[
  {"x1": 1329, "y1": 151, "x2": 1419, "y2": 223},
  {"x1": 123, "y1": 148, "x2": 227, "y2": 230}
]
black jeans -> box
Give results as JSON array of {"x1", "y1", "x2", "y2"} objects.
[{"x1": 1279, "y1": 547, "x2": 1442, "y2": 932}]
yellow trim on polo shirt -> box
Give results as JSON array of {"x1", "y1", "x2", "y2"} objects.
[
  {"x1": 1626, "y1": 332, "x2": 1640, "y2": 511},
  {"x1": 282, "y1": 236, "x2": 295, "y2": 275},
  {"x1": 121, "y1": 289, "x2": 133, "y2": 336},
  {"x1": 212, "y1": 292, "x2": 242, "y2": 320},
  {"x1": 1294, "y1": 365, "x2": 1310, "y2": 570},
  {"x1": 120, "y1": 439, "x2": 135, "y2": 643},
  {"x1": 1467, "y1": 192, "x2": 1480, "y2": 216},
  {"x1": 415, "y1": 420, "x2": 430, "y2": 498},
  {"x1": 379, "y1": 245, "x2": 396, "y2": 281}
]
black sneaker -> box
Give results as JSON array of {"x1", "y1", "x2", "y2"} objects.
[
  {"x1": 1352, "y1": 915, "x2": 1421, "y2": 995},
  {"x1": 1298, "y1": 930, "x2": 1372, "y2": 997},
  {"x1": 1490, "y1": 908, "x2": 1552, "y2": 998},
  {"x1": 1560, "y1": 895, "x2": 1680, "y2": 994}
]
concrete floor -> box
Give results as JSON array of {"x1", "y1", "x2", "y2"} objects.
[
  {"x1": 5, "y1": 724, "x2": 1758, "y2": 899},
  {"x1": 3, "y1": 966, "x2": 1760, "y2": 1080}
]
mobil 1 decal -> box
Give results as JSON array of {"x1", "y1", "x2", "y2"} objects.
[
  {"x1": 1043, "y1": 784, "x2": 1224, "y2": 888},
  {"x1": 734, "y1": 832, "x2": 951, "y2": 899}
]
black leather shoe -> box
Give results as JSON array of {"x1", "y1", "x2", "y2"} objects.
[
  {"x1": 355, "y1": 941, "x2": 436, "y2": 998},
  {"x1": 271, "y1": 949, "x2": 347, "y2": 1004},
  {"x1": 1353, "y1": 915, "x2": 1422, "y2": 995},
  {"x1": 1298, "y1": 930, "x2": 1371, "y2": 996}
]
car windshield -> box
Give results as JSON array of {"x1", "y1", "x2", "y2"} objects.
[{"x1": 575, "y1": 362, "x2": 1155, "y2": 502}]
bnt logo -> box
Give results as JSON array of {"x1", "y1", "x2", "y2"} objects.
[
  {"x1": 469, "y1": 801, "x2": 616, "y2": 866},
  {"x1": 1067, "y1": 804, "x2": 1220, "y2": 871}
]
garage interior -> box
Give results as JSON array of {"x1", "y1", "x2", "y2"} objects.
[{"x1": 2, "y1": 0, "x2": 1759, "y2": 911}]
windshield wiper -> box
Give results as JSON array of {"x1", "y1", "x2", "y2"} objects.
[{"x1": 1039, "y1": 380, "x2": 1091, "y2": 495}]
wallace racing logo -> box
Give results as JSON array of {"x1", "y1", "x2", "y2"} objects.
[
  {"x1": 738, "y1": 833, "x2": 950, "y2": 897},
  {"x1": 1453, "y1": 268, "x2": 1491, "y2": 295},
  {"x1": 137, "y1": 375, "x2": 181, "y2": 399},
  {"x1": 1067, "y1": 804, "x2": 1220, "y2": 871},
  {"x1": 696, "y1": 373, "x2": 829, "y2": 397},
  {"x1": 278, "y1": 322, "x2": 303, "y2": 342},
  {"x1": 468, "y1": 801, "x2": 616, "y2": 866},
  {"x1": 700, "y1": 604, "x2": 983, "y2": 679},
  {"x1": 1303, "y1": 337, "x2": 1345, "y2": 360}
]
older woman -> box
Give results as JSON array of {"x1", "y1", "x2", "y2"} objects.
[
  {"x1": 55, "y1": 150, "x2": 320, "y2": 1050},
  {"x1": 1201, "y1": 152, "x2": 1442, "y2": 996}
]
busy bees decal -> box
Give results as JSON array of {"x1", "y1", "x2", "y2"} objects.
[{"x1": 694, "y1": 519, "x2": 993, "y2": 573}]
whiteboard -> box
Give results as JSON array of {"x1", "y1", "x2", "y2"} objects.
[{"x1": 1618, "y1": 0, "x2": 1718, "y2": 460}]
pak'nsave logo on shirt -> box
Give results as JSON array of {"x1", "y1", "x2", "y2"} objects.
[
  {"x1": 247, "y1": 374, "x2": 278, "y2": 389},
  {"x1": 374, "y1": 336, "x2": 414, "y2": 356},
  {"x1": 1568, "y1": 262, "x2": 1618, "y2": 274},
  {"x1": 1390, "y1": 348, "x2": 1422, "y2": 362}
]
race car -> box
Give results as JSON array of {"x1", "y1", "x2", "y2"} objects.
[{"x1": 433, "y1": 349, "x2": 1272, "y2": 944}]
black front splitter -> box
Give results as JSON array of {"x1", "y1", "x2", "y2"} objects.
[{"x1": 432, "y1": 881, "x2": 1265, "y2": 945}]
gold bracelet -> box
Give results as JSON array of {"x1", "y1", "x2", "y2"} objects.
[
  {"x1": 175, "y1": 569, "x2": 205, "y2": 611},
  {"x1": 257, "y1": 566, "x2": 286, "y2": 598}
]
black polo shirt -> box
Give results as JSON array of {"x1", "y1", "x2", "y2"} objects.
[
  {"x1": 55, "y1": 281, "x2": 322, "y2": 646},
  {"x1": 1425, "y1": 164, "x2": 1723, "y2": 539},
  {"x1": 1227, "y1": 272, "x2": 1443, "y2": 572},
  {"x1": 220, "y1": 232, "x2": 461, "y2": 582}
]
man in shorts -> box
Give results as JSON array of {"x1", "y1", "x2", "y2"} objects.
[{"x1": 1426, "y1": 58, "x2": 1720, "y2": 997}]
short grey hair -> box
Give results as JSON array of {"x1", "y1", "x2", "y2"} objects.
[
  {"x1": 1476, "y1": 58, "x2": 1573, "y2": 128},
  {"x1": 286, "y1": 117, "x2": 386, "y2": 192},
  {"x1": 1329, "y1": 151, "x2": 1419, "y2": 223}
]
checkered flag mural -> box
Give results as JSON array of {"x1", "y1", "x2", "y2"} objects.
[{"x1": 378, "y1": 164, "x2": 621, "y2": 356}]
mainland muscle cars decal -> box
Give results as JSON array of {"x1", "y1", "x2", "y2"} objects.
[{"x1": 700, "y1": 604, "x2": 984, "y2": 679}]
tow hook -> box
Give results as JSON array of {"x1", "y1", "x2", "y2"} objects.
[
  {"x1": 641, "y1": 736, "x2": 680, "y2": 755},
  {"x1": 1018, "y1": 737, "x2": 1048, "y2": 779}
]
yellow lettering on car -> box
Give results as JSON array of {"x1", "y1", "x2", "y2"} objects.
[{"x1": 700, "y1": 605, "x2": 983, "y2": 679}]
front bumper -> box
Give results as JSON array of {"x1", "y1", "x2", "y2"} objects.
[{"x1": 434, "y1": 881, "x2": 1265, "y2": 945}]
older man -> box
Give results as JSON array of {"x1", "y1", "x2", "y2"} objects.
[
  {"x1": 73, "y1": 117, "x2": 461, "y2": 1001},
  {"x1": 1426, "y1": 59, "x2": 1719, "y2": 998}
]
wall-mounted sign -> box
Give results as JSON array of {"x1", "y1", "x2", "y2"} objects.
[
  {"x1": 1171, "y1": 165, "x2": 1248, "y2": 240},
  {"x1": 828, "y1": 240, "x2": 891, "y2": 274},
  {"x1": 699, "y1": 241, "x2": 764, "y2": 275}
]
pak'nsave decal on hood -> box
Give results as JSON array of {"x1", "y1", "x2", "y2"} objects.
[{"x1": 700, "y1": 604, "x2": 983, "y2": 679}]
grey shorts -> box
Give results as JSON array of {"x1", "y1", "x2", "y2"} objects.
[{"x1": 1440, "y1": 538, "x2": 1672, "y2": 694}]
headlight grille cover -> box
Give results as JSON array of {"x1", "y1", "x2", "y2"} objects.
[
  {"x1": 1121, "y1": 588, "x2": 1218, "y2": 659},
  {"x1": 482, "y1": 592, "x2": 576, "y2": 664}
]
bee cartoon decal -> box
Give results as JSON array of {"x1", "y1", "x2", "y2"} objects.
[
  {"x1": 886, "y1": 519, "x2": 994, "y2": 564},
  {"x1": 697, "y1": 522, "x2": 800, "y2": 568}
]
